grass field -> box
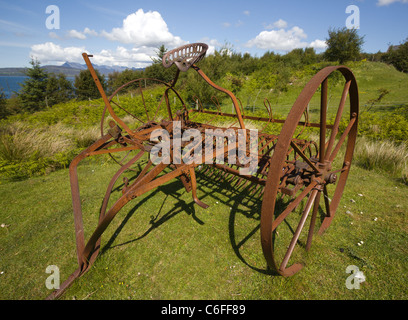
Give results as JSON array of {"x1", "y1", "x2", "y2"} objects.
[
  {"x1": 0, "y1": 61, "x2": 407, "y2": 300},
  {"x1": 0, "y1": 154, "x2": 407, "y2": 300}
]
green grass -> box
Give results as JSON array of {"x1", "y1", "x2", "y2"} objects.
[
  {"x1": 221, "y1": 61, "x2": 408, "y2": 119},
  {"x1": 0, "y1": 156, "x2": 407, "y2": 300}
]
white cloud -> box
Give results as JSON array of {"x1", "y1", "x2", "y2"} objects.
[
  {"x1": 264, "y1": 19, "x2": 288, "y2": 30},
  {"x1": 197, "y1": 38, "x2": 222, "y2": 55},
  {"x1": 66, "y1": 28, "x2": 98, "y2": 40},
  {"x1": 30, "y1": 9, "x2": 192, "y2": 68},
  {"x1": 377, "y1": 0, "x2": 408, "y2": 6},
  {"x1": 67, "y1": 29, "x2": 87, "y2": 40},
  {"x1": 243, "y1": 10, "x2": 250, "y2": 16},
  {"x1": 30, "y1": 42, "x2": 85, "y2": 64},
  {"x1": 92, "y1": 46, "x2": 153, "y2": 68},
  {"x1": 84, "y1": 28, "x2": 98, "y2": 37},
  {"x1": 101, "y1": 9, "x2": 185, "y2": 48},
  {"x1": 29, "y1": 42, "x2": 153, "y2": 68},
  {"x1": 48, "y1": 32, "x2": 60, "y2": 39},
  {"x1": 246, "y1": 26, "x2": 308, "y2": 51},
  {"x1": 309, "y1": 39, "x2": 328, "y2": 50},
  {"x1": 247, "y1": 22, "x2": 327, "y2": 52},
  {"x1": 273, "y1": 19, "x2": 288, "y2": 29}
]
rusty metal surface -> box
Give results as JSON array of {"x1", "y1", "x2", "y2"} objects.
[{"x1": 46, "y1": 43, "x2": 359, "y2": 299}]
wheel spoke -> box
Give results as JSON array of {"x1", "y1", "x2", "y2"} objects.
[
  {"x1": 323, "y1": 184, "x2": 331, "y2": 217},
  {"x1": 272, "y1": 181, "x2": 318, "y2": 231},
  {"x1": 153, "y1": 92, "x2": 166, "y2": 122},
  {"x1": 280, "y1": 189, "x2": 319, "y2": 271},
  {"x1": 325, "y1": 80, "x2": 351, "y2": 160},
  {"x1": 306, "y1": 189, "x2": 321, "y2": 251},
  {"x1": 290, "y1": 141, "x2": 319, "y2": 173},
  {"x1": 329, "y1": 115, "x2": 357, "y2": 162}
]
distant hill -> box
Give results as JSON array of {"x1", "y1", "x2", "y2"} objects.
[{"x1": 0, "y1": 62, "x2": 145, "y2": 77}]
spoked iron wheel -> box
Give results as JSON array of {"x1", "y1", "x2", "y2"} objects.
[
  {"x1": 100, "y1": 77, "x2": 187, "y2": 169},
  {"x1": 260, "y1": 66, "x2": 359, "y2": 276}
]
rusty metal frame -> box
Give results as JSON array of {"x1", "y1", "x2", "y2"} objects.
[{"x1": 46, "y1": 43, "x2": 358, "y2": 299}]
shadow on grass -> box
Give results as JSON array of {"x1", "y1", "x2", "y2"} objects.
[
  {"x1": 100, "y1": 177, "x2": 202, "y2": 254},
  {"x1": 99, "y1": 165, "x2": 278, "y2": 276}
]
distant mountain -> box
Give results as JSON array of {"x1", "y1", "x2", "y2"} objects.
[
  {"x1": 0, "y1": 67, "x2": 27, "y2": 76},
  {"x1": 60, "y1": 62, "x2": 87, "y2": 70},
  {"x1": 0, "y1": 62, "x2": 145, "y2": 77}
]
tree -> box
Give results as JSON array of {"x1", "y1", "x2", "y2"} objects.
[
  {"x1": 45, "y1": 73, "x2": 75, "y2": 106},
  {"x1": 144, "y1": 44, "x2": 176, "y2": 82},
  {"x1": 151, "y1": 44, "x2": 168, "y2": 64},
  {"x1": 0, "y1": 88, "x2": 8, "y2": 118},
  {"x1": 74, "y1": 69, "x2": 107, "y2": 100},
  {"x1": 383, "y1": 38, "x2": 408, "y2": 73},
  {"x1": 108, "y1": 69, "x2": 143, "y2": 93},
  {"x1": 324, "y1": 27, "x2": 365, "y2": 64},
  {"x1": 18, "y1": 58, "x2": 48, "y2": 111}
]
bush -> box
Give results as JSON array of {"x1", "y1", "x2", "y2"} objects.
[
  {"x1": 75, "y1": 69, "x2": 107, "y2": 100},
  {"x1": 382, "y1": 38, "x2": 408, "y2": 73},
  {"x1": 357, "y1": 105, "x2": 408, "y2": 144}
]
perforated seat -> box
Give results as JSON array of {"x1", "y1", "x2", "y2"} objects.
[{"x1": 162, "y1": 43, "x2": 208, "y2": 72}]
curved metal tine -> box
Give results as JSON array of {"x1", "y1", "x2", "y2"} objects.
[
  {"x1": 99, "y1": 151, "x2": 144, "y2": 228},
  {"x1": 228, "y1": 97, "x2": 244, "y2": 128},
  {"x1": 260, "y1": 98, "x2": 273, "y2": 132},
  {"x1": 189, "y1": 167, "x2": 209, "y2": 209},
  {"x1": 263, "y1": 98, "x2": 273, "y2": 121},
  {"x1": 319, "y1": 78, "x2": 328, "y2": 162},
  {"x1": 294, "y1": 110, "x2": 309, "y2": 139},
  {"x1": 204, "y1": 96, "x2": 223, "y2": 125},
  {"x1": 211, "y1": 96, "x2": 222, "y2": 115},
  {"x1": 325, "y1": 80, "x2": 351, "y2": 161},
  {"x1": 280, "y1": 188, "x2": 319, "y2": 271},
  {"x1": 187, "y1": 95, "x2": 204, "y2": 122},
  {"x1": 237, "y1": 97, "x2": 245, "y2": 116},
  {"x1": 118, "y1": 150, "x2": 132, "y2": 165},
  {"x1": 193, "y1": 95, "x2": 204, "y2": 111}
]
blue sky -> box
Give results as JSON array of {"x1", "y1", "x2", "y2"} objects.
[{"x1": 0, "y1": 0, "x2": 407, "y2": 68}]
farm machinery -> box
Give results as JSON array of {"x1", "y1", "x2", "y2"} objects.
[{"x1": 47, "y1": 43, "x2": 358, "y2": 299}]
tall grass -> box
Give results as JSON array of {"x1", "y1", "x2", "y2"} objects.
[
  {"x1": 0, "y1": 122, "x2": 101, "y2": 180},
  {"x1": 0, "y1": 122, "x2": 72, "y2": 161},
  {"x1": 353, "y1": 136, "x2": 408, "y2": 183}
]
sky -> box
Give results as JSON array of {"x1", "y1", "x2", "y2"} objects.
[{"x1": 0, "y1": 0, "x2": 407, "y2": 68}]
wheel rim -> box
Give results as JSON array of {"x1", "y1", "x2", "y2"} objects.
[
  {"x1": 260, "y1": 66, "x2": 359, "y2": 276},
  {"x1": 100, "y1": 78, "x2": 187, "y2": 169}
]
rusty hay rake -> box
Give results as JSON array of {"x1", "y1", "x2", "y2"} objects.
[{"x1": 47, "y1": 43, "x2": 359, "y2": 299}]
